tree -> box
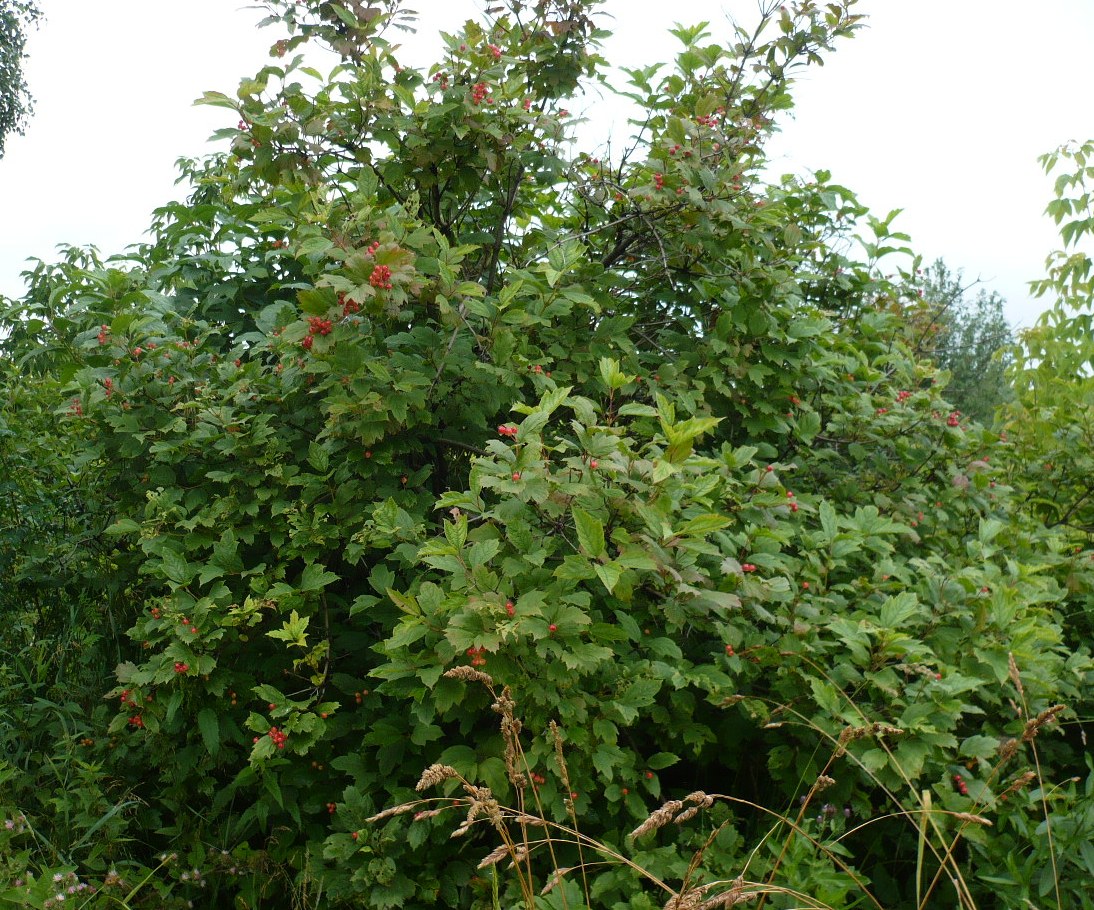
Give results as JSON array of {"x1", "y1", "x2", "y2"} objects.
[
  {"x1": 912, "y1": 259, "x2": 1013, "y2": 425},
  {"x1": 1, "y1": 2, "x2": 1091, "y2": 908},
  {"x1": 0, "y1": 0, "x2": 41, "y2": 158}
]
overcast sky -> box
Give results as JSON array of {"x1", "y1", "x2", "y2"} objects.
[{"x1": 1, "y1": 1, "x2": 1091, "y2": 330}]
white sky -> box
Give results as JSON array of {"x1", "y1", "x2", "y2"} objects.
[{"x1": 1, "y1": 1, "x2": 1092, "y2": 330}]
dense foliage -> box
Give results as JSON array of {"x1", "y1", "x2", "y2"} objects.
[
  {"x1": 0, "y1": 0, "x2": 41, "y2": 157},
  {"x1": 1, "y1": 2, "x2": 1091, "y2": 908}
]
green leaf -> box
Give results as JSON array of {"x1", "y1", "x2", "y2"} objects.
[
  {"x1": 572, "y1": 506, "x2": 605, "y2": 559},
  {"x1": 594, "y1": 561, "x2": 622, "y2": 594},
  {"x1": 444, "y1": 515, "x2": 468, "y2": 551},
  {"x1": 646, "y1": 752, "x2": 679, "y2": 770},
  {"x1": 161, "y1": 549, "x2": 196, "y2": 586},
  {"x1": 105, "y1": 518, "x2": 140, "y2": 536},
  {"x1": 308, "y1": 441, "x2": 330, "y2": 473},
  {"x1": 300, "y1": 563, "x2": 339, "y2": 592},
  {"x1": 197, "y1": 708, "x2": 221, "y2": 756}
]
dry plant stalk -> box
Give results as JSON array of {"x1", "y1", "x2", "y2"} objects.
[
  {"x1": 997, "y1": 737, "x2": 1020, "y2": 763},
  {"x1": 444, "y1": 665, "x2": 494, "y2": 686},
  {"x1": 632, "y1": 792, "x2": 716, "y2": 839},
  {"x1": 540, "y1": 866, "x2": 575, "y2": 896},
  {"x1": 835, "y1": 722, "x2": 904, "y2": 757},
  {"x1": 951, "y1": 812, "x2": 992, "y2": 827},
  {"x1": 491, "y1": 686, "x2": 528, "y2": 789},
  {"x1": 365, "y1": 803, "x2": 417, "y2": 824},
  {"x1": 416, "y1": 763, "x2": 460, "y2": 792},
  {"x1": 631, "y1": 800, "x2": 685, "y2": 839},
  {"x1": 663, "y1": 877, "x2": 759, "y2": 910},
  {"x1": 1021, "y1": 704, "x2": 1065, "y2": 742},
  {"x1": 1000, "y1": 770, "x2": 1037, "y2": 800},
  {"x1": 1007, "y1": 652, "x2": 1024, "y2": 697}
]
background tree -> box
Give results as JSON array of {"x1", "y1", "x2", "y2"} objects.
[
  {"x1": 912, "y1": 258, "x2": 1014, "y2": 425},
  {"x1": 0, "y1": 0, "x2": 41, "y2": 157}
]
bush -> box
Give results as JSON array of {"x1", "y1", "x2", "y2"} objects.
[{"x1": 1, "y1": 2, "x2": 1090, "y2": 907}]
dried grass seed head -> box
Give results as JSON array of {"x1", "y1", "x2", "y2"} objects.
[
  {"x1": 416, "y1": 763, "x2": 460, "y2": 792},
  {"x1": 630, "y1": 799, "x2": 684, "y2": 839},
  {"x1": 444, "y1": 666, "x2": 494, "y2": 686},
  {"x1": 1021, "y1": 704, "x2": 1066, "y2": 742}
]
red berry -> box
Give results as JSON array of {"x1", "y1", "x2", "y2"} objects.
[
  {"x1": 512, "y1": 472, "x2": 521, "y2": 481},
  {"x1": 589, "y1": 459, "x2": 599, "y2": 469},
  {"x1": 548, "y1": 623, "x2": 557, "y2": 633},
  {"x1": 269, "y1": 703, "x2": 277, "y2": 711},
  {"x1": 645, "y1": 771, "x2": 654, "y2": 780}
]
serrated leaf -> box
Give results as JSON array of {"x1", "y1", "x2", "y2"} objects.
[
  {"x1": 197, "y1": 708, "x2": 221, "y2": 756},
  {"x1": 572, "y1": 505, "x2": 605, "y2": 559},
  {"x1": 594, "y1": 561, "x2": 622, "y2": 594},
  {"x1": 300, "y1": 563, "x2": 339, "y2": 592},
  {"x1": 161, "y1": 549, "x2": 196, "y2": 586}
]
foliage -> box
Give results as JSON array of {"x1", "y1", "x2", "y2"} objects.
[
  {"x1": 911, "y1": 259, "x2": 1013, "y2": 426},
  {"x1": 0, "y1": 2, "x2": 1092, "y2": 908},
  {"x1": 0, "y1": 0, "x2": 41, "y2": 157}
]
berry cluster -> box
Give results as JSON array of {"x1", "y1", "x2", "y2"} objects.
[
  {"x1": 741, "y1": 563, "x2": 757, "y2": 573},
  {"x1": 326, "y1": 802, "x2": 337, "y2": 814},
  {"x1": 268, "y1": 726, "x2": 288, "y2": 750},
  {"x1": 173, "y1": 661, "x2": 189, "y2": 674},
  {"x1": 97, "y1": 324, "x2": 109, "y2": 345},
  {"x1": 896, "y1": 389, "x2": 912, "y2": 402},
  {"x1": 653, "y1": 172, "x2": 664, "y2": 190},
  {"x1": 128, "y1": 714, "x2": 145, "y2": 728},
  {"x1": 339, "y1": 292, "x2": 361, "y2": 316},
  {"x1": 466, "y1": 645, "x2": 488, "y2": 667},
  {"x1": 369, "y1": 264, "x2": 393, "y2": 289},
  {"x1": 504, "y1": 600, "x2": 515, "y2": 616},
  {"x1": 497, "y1": 424, "x2": 518, "y2": 437},
  {"x1": 947, "y1": 411, "x2": 961, "y2": 427},
  {"x1": 695, "y1": 108, "x2": 725, "y2": 127},
  {"x1": 952, "y1": 773, "x2": 969, "y2": 796},
  {"x1": 486, "y1": 43, "x2": 502, "y2": 59},
  {"x1": 471, "y1": 82, "x2": 493, "y2": 105},
  {"x1": 308, "y1": 316, "x2": 333, "y2": 336},
  {"x1": 431, "y1": 72, "x2": 450, "y2": 90}
]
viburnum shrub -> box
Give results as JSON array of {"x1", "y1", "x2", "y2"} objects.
[{"x1": 1, "y1": 1, "x2": 1092, "y2": 907}]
